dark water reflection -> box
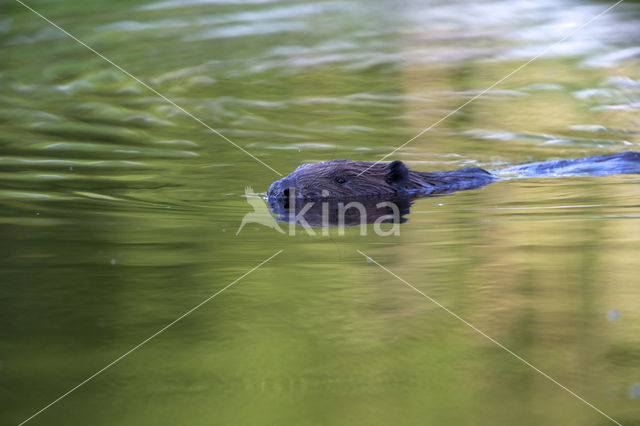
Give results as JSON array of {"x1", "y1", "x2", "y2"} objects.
[
  {"x1": 268, "y1": 195, "x2": 411, "y2": 228},
  {"x1": 2, "y1": 0, "x2": 640, "y2": 424}
]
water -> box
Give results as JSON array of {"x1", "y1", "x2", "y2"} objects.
[{"x1": 2, "y1": 0, "x2": 640, "y2": 424}]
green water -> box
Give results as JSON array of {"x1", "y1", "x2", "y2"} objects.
[{"x1": 2, "y1": 0, "x2": 640, "y2": 424}]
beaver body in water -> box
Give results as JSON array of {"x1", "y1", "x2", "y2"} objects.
[{"x1": 268, "y1": 151, "x2": 640, "y2": 200}]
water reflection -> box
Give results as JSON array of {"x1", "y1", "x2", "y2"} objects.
[
  {"x1": 268, "y1": 194, "x2": 411, "y2": 227},
  {"x1": 2, "y1": 0, "x2": 640, "y2": 424}
]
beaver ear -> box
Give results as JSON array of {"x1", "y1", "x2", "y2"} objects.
[{"x1": 385, "y1": 160, "x2": 409, "y2": 187}]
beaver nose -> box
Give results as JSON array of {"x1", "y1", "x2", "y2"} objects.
[{"x1": 268, "y1": 176, "x2": 296, "y2": 198}]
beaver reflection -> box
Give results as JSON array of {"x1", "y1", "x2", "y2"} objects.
[{"x1": 267, "y1": 191, "x2": 412, "y2": 228}]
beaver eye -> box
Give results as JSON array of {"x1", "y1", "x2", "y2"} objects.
[{"x1": 334, "y1": 176, "x2": 347, "y2": 184}]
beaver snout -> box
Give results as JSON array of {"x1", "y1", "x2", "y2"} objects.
[
  {"x1": 268, "y1": 175, "x2": 297, "y2": 198},
  {"x1": 268, "y1": 175, "x2": 324, "y2": 199}
]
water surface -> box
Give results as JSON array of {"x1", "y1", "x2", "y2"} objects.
[{"x1": 2, "y1": 0, "x2": 640, "y2": 424}]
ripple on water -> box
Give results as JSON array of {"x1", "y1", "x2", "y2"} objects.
[
  {"x1": 464, "y1": 129, "x2": 638, "y2": 150},
  {"x1": 29, "y1": 122, "x2": 150, "y2": 146},
  {"x1": 38, "y1": 141, "x2": 198, "y2": 159},
  {"x1": 67, "y1": 102, "x2": 176, "y2": 128},
  {"x1": 140, "y1": 0, "x2": 279, "y2": 12},
  {"x1": 0, "y1": 108, "x2": 61, "y2": 124},
  {"x1": 0, "y1": 158, "x2": 150, "y2": 169}
]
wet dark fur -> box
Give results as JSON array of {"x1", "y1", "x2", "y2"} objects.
[{"x1": 268, "y1": 151, "x2": 640, "y2": 200}]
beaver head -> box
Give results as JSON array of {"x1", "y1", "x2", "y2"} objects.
[{"x1": 268, "y1": 160, "x2": 411, "y2": 199}]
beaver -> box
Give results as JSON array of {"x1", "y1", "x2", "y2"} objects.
[{"x1": 268, "y1": 151, "x2": 640, "y2": 200}]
